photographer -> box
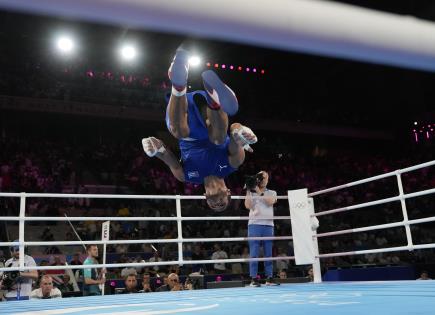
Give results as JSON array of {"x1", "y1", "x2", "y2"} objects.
[
  {"x1": 244, "y1": 171, "x2": 279, "y2": 287},
  {"x1": 0, "y1": 242, "x2": 38, "y2": 301}
]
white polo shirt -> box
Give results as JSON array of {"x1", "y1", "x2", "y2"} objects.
[
  {"x1": 248, "y1": 189, "x2": 277, "y2": 227},
  {"x1": 30, "y1": 287, "x2": 62, "y2": 299},
  {"x1": 3, "y1": 255, "x2": 37, "y2": 299}
]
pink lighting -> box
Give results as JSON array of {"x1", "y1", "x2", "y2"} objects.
[
  {"x1": 230, "y1": 65, "x2": 234, "y2": 70},
  {"x1": 221, "y1": 64, "x2": 226, "y2": 69}
]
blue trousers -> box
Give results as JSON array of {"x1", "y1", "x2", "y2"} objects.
[{"x1": 248, "y1": 224, "x2": 274, "y2": 278}]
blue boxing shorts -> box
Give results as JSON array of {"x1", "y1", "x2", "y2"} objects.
[{"x1": 165, "y1": 91, "x2": 237, "y2": 184}]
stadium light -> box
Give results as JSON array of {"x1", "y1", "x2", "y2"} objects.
[
  {"x1": 56, "y1": 36, "x2": 75, "y2": 54},
  {"x1": 188, "y1": 56, "x2": 201, "y2": 67},
  {"x1": 119, "y1": 44, "x2": 137, "y2": 62}
]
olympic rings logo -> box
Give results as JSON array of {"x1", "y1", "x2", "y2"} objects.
[{"x1": 292, "y1": 202, "x2": 306, "y2": 209}]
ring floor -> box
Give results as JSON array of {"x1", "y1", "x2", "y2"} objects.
[{"x1": 1, "y1": 280, "x2": 434, "y2": 314}]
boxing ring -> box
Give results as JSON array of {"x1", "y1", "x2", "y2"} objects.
[
  {"x1": 1, "y1": 0, "x2": 435, "y2": 313},
  {"x1": 0, "y1": 160, "x2": 434, "y2": 314},
  {"x1": 2, "y1": 281, "x2": 435, "y2": 315}
]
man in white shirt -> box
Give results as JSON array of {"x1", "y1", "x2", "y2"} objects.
[
  {"x1": 211, "y1": 243, "x2": 228, "y2": 273},
  {"x1": 244, "y1": 171, "x2": 279, "y2": 287},
  {"x1": 0, "y1": 242, "x2": 38, "y2": 301},
  {"x1": 30, "y1": 275, "x2": 62, "y2": 299}
]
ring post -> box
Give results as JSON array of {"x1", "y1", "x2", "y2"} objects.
[
  {"x1": 176, "y1": 195, "x2": 183, "y2": 265},
  {"x1": 19, "y1": 192, "x2": 26, "y2": 270},
  {"x1": 395, "y1": 172, "x2": 414, "y2": 249},
  {"x1": 288, "y1": 189, "x2": 317, "y2": 280},
  {"x1": 308, "y1": 198, "x2": 322, "y2": 283},
  {"x1": 101, "y1": 220, "x2": 110, "y2": 295}
]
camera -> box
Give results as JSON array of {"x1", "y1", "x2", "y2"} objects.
[
  {"x1": 244, "y1": 172, "x2": 264, "y2": 192},
  {"x1": 1, "y1": 271, "x2": 20, "y2": 290},
  {"x1": 185, "y1": 275, "x2": 204, "y2": 290}
]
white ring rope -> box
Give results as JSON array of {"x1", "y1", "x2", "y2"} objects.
[
  {"x1": 0, "y1": 256, "x2": 296, "y2": 273},
  {"x1": 309, "y1": 160, "x2": 435, "y2": 197},
  {"x1": 0, "y1": 193, "x2": 289, "y2": 199},
  {"x1": 0, "y1": 216, "x2": 291, "y2": 221},
  {"x1": 2, "y1": 0, "x2": 435, "y2": 71},
  {"x1": 313, "y1": 187, "x2": 435, "y2": 217},
  {"x1": 316, "y1": 215, "x2": 435, "y2": 239},
  {"x1": 0, "y1": 236, "x2": 293, "y2": 247}
]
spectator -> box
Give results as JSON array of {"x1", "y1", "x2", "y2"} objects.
[
  {"x1": 417, "y1": 270, "x2": 432, "y2": 280},
  {"x1": 191, "y1": 244, "x2": 206, "y2": 273},
  {"x1": 65, "y1": 232, "x2": 74, "y2": 242},
  {"x1": 69, "y1": 253, "x2": 82, "y2": 267},
  {"x1": 69, "y1": 253, "x2": 82, "y2": 276},
  {"x1": 57, "y1": 274, "x2": 74, "y2": 294},
  {"x1": 211, "y1": 244, "x2": 228, "y2": 274},
  {"x1": 139, "y1": 273, "x2": 153, "y2": 293},
  {"x1": 148, "y1": 251, "x2": 163, "y2": 275},
  {"x1": 120, "y1": 259, "x2": 137, "y2": 279},
  {"x1": 307, "y1": 268, "x2": 314, "y2": 282},
  {"x1": 122, "y1": 274, "x2": 138, "y2": 294},
  {"x1": 30, "y1": 275, "x2": 62, "y2": 299},
  {"x1": 49, "y1": 255, "x2": 65, "y2": 274},
  {"x1": 229, "y1": 247, "x2": 242, "y2": 274},
  {"x1": 156, "y1": 273, "x2": 183, "y2": 292},
  {"x1": 241, "y1": 246, "x2": 250, "y2": 273},
  {"x1": 278, "y1": 270, "x2": 287, "y2": 279},
  {"x1": 275, "y1": 247, "x2": 290, "y2": 274}
]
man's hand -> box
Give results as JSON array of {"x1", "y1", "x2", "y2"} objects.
[
  {"x1": 171, "y1": 283, "x2": 183, "y2": 291},
  {"x1": 143, "y1": 283, "x2": 151, "y2": 290},
  {"x1": 142, "y1": 137, "x2": 166, "y2": 157},
  {"x1": 230, "y1": 124, "x2": 257, "y2": 153}
]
